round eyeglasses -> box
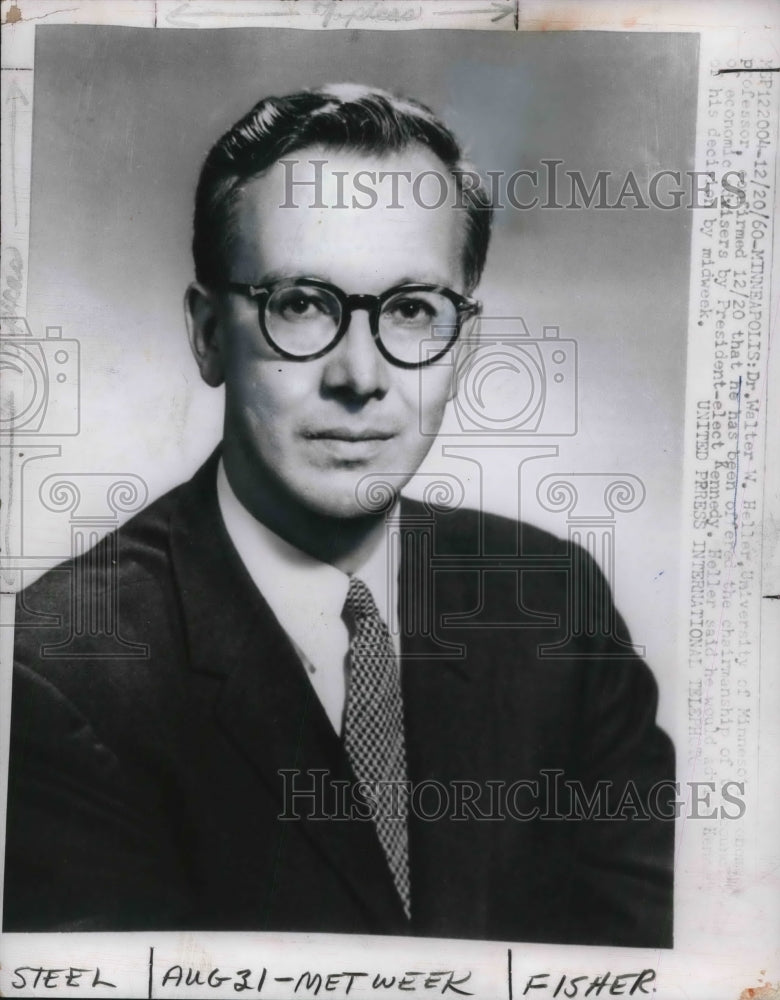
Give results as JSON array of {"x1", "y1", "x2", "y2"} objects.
[{"x1": 223, "y1": 278, "x2": 481, "y2": 369}]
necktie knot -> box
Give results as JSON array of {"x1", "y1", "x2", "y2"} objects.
[{"x1": 343, "y1": 575, "x2": 378, "y2": 624}]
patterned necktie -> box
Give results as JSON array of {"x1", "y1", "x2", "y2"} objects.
[{"x1": 342, "y1": 575, "x2": 411, "y2": 919}]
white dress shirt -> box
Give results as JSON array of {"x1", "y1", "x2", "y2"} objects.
[{"x1": 216, "y1": 460, "x2": 399, "y2": 734}]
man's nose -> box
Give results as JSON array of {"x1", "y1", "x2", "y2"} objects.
[{"x1": 321, "y1": 307, "x2": 390, "y2": 399}]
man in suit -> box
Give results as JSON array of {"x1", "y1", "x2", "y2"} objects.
[{"x1": 3, "y1": 84, "x2": 674, "y2": 945}]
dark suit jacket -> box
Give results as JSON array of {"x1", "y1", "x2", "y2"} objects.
[{"x1": 3, "y1": 453, "x2": 674, "y2": 945}]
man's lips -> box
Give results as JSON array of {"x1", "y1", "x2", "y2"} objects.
[
  {"x1": 301, "y1": 428, "x2": 397, "y2": 463},
  {"x1": 303, "y1": 428, "x2": 396, "y2": 442}
]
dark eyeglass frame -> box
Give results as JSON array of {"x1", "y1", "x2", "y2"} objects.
[{"x1": 222, "y1": 277, "x2": 482, "y2": 369}]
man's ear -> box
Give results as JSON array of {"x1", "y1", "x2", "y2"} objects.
[{"x1": 184, "y1": 282, "x2": 225, "y2": 387}]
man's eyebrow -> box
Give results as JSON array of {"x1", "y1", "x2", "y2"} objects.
[
  {"x1": 251, "y1": 268, "x2": 330, "y2": 284},
  {"x1": 246, "y1": 271, "x2": 455, "y2": 288},
  {"x1": 393, "y1": 274, "x2": 451, "y2": 287}
]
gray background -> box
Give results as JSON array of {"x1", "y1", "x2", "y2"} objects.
[{"x1": 24, "y1": 26, "x2": 699, "y2": 733}]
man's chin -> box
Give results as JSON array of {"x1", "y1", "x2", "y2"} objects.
[
  {"x1": 303, "y1": 492, "x2": 398, "y2": 522},
  {"x1": 300, "y1": 476, "x2": 401, "y2": 521}
]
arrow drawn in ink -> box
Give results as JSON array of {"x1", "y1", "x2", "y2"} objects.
[
  {"x1": 166, "y1": 1, "x2": 300, "y2": 26},
  {"x1": 433, "y1": 1, "x2": 516, "y2": 24}
]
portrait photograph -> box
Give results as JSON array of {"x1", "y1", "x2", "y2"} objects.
[{"x1": 0, "y1": 3, "x2": 778, "y2": 998}]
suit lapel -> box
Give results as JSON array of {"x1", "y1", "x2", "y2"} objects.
[
  {"x1": 169, "y1": 455, "x2": 406, "y2": 929},
  {"x1": 398, "y1": 503, "x2": 493, "y2": 939}
]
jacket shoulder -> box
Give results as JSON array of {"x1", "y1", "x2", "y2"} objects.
[
  {"x1": 402, "y1": 497, "x2": 567, "y2": 558},
  {"x1": 14, "y1": 462, "x2": 214, "y2": 624},
  {"x1": 16, "y1": 485, "x2": 173, "y2": 622}
]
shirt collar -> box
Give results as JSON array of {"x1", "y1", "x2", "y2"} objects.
[{"x1": 216, "y1": 459, "x2": 399, "y2": 663}]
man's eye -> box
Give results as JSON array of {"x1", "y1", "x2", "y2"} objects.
[
  {"x1": 287, "y1": 295, "x2": 314, "y2": 315},
  {"x1": 271, "y1": 290, "x2": 335, "y2": 323},
  {"x1": 386, "y1": 297, "x2": 436, "y2": 325},
  {"x1": 284, "y1": 294, "x2": 321, "y2": 317}
]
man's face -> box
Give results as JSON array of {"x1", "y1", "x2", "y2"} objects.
[{"x1": 190, "y1": 144, "x2": 469, "y2": 520}]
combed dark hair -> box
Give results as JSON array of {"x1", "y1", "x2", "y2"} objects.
[{"x1": 193, "y1": 83, "x2": 493, "y2": 292}]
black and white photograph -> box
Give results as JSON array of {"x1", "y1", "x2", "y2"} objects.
[{"x1": 0, "y1": 2, "x2": 777, "y2": 997}]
